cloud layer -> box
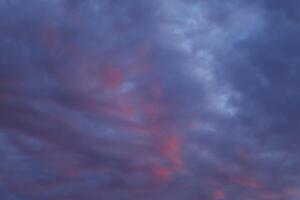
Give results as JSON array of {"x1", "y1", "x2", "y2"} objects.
[{"x1": 0, "y1": 0, "x2": 300, "y2": 199}]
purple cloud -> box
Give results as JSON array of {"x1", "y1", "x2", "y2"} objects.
[{"x1": 0, "y1": 0, "x2": 299, "y2": 199}]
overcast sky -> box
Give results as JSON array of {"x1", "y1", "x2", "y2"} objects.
[{"x1": 1, "y1": 0, "x2": 300, "y2": 199}]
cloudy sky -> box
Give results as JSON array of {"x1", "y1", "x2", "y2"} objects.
[{"x1": 1, "y1": 0, "x2": 300, "y2": 199}]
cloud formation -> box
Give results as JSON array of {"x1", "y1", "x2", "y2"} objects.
[{"x1": 0, "y1": 0, "x2": 300, "y2": 199}]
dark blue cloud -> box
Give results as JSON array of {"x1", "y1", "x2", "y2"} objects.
[{"x1": 0, "y1": 0, "x2": 299, "y2": 199}]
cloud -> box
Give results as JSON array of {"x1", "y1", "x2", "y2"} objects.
[{"x1": 0, "y1": 0, "x2": 300, "y2": 199}]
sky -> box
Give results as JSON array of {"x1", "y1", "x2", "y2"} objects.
[{"x1": 0, "y1": 0, "x2": 300, "y2": 199}]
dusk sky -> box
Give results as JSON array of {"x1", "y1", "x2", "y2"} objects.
[{"x1": 1, "y1": 0, "x2": 300, "y2": 199}]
